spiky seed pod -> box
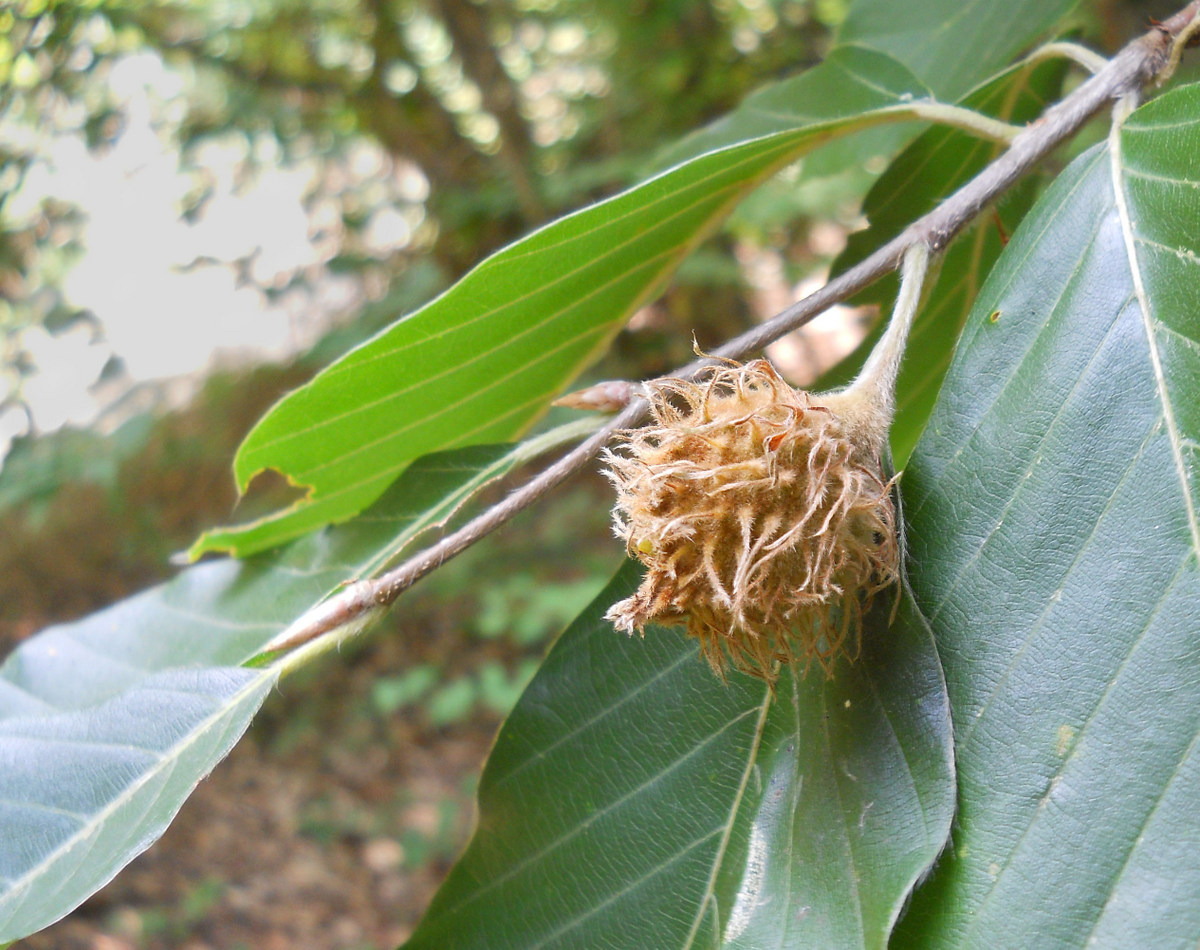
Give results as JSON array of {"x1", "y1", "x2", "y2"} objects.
[{"x1": 603, "y1": 358, "x2": 899, "y2": 681}]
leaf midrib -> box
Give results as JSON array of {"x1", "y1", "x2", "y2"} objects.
[
  {"x1": 682, "y1": 687, "x2": 772, "y2": 949},
  {"x1": 1110, "y1": 105, "x2": 1200, "y2": 561},
  {"x1": 0, "y1": 669, "x2": 274, "y2": 931}
]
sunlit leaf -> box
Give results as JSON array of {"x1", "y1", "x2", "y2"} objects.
[{"x1": 194, "y1": 47, "x2": 934, "y2": 558}]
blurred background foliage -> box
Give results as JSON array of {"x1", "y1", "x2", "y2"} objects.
[
  {"x1": 0, "y1": 0, "x2": 1168, "y2": 946},
  {"x1": 1, "y1": 0, "x2": 848, "y2": 434},
  {"x1": 0, "y1": 0, "x2": 863, "y2": 634}
]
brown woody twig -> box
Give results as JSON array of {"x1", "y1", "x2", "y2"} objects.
[{"x1": 264, "y1": 3, "x2": 1198, "y2": 655}]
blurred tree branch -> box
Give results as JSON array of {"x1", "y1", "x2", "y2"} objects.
[{"x1": 435, "y1": 0, "x2": 547, "y2": 223}]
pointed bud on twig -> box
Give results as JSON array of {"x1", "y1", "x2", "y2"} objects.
[{"x1": 554, "y1": 380, "x2": 638, "y2": 413}]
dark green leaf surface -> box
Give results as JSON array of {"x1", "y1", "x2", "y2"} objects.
[
  {"x1": 195, "y1": 47, "x2": 932, "y2": 558},
  {"x1": 837, "y1": 0, "x2": 1080, "y2": 100},
  {"x1": 894, "y1": 85, "x2": 1200, "y2": 947},
  {"x1": 660, "y1": 0, "x2": 1078, "y2": 174},
  {"x1": 825, "y1": 58, "x2": 1067, "y2": 465},
  {"x1": 405, "y1": 564, "x2": 954, "y2": 950},
  {"x1": 0, "y1": 436, "x2": 570, "y2": 942}
]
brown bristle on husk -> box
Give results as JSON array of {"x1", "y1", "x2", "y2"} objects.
[{"x1": 603, "y1": 358, "x2": 899, "y2": 683}]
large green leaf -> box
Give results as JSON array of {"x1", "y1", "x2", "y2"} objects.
[
  {"x1": 193, "y1": 47, "x2": 934, "y2": 558},
  {"x1": 837, "y1": 0, "x2": 1080, "y2": 100},
  {"x1": 894, "y1": 84, "x2": 1200, "y2": 946},
  {"x1": 405, "y1": 564, "x2": 954, "y2": 950},
  {"x1": 823, "y1": 57, "x2": 1068, "y2": 465},
  {"x1": 0, "y1": 425, "x2": 595, "y2": 942}
]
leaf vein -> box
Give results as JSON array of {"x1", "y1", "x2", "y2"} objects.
[
  {"x1": 682, "y1": 686, "x2": 772, "y2": 949},
  {"x1": 1112, "y1": 108, "x2": 1200, "y2": 561},
  {"x1": 441, "y1": 704, "x2": 760, "y2": 917},
  {"x1": 1082, "y1": 691, "x2": 1200, "y2": 945},
  {"x1": 528, "y1": 826, "x2": 724, "y2": 950},
  {"x1": 906, "y1": 148, "x2": 1110, "y2": 521},
  {"x1": 491, "y1": 651, "x2": 694, "y2": 790},
  {"x1": 954, "y1": 417, "x2": 1162, "y2": 753},
  {"x1": 958, "y1": 551, "x2": 1192, "y2": 941},
  {"x1": 926, "y1": 296, "x2": 1134, "y2": 623}
]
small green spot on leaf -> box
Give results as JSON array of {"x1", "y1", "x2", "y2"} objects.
[{"x1": 1055, "y1": 723, "x2": 1077, "y2": 757}]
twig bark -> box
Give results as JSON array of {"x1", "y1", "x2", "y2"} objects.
[{"x1": 263, "y1": 3, "x2": 1198, "y2": 656}]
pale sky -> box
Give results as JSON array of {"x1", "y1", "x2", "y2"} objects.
[{"x1": 1, "y1": 51, "x2": 411, "y2": 458}]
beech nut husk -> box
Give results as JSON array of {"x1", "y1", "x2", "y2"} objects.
[{"x1": 603, "y1": 358, "x2": 899, "y2": 682}]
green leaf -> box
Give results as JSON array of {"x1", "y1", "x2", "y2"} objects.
[
  {"x1": 656, "y1": 0, "x2": 1079, "y2": 175},
  {"x1": 193, "y1": 47, "x2": 934, "y2": 558},
  {"x1": 837, "y1": 0, "x2": 1080, "y2": 100},
  {"x1": 404, "y1": 564, "x2": 954, "y2": 949},
  {"x1": 653, "y1": 45, "x2": 930, "y2": 175},
  {"x1": 824, "y1": 57, "x2": 1068, "y2": 465},
  {"x1": 0, "y1": 431, "x2": 582, "y2": 942},
  {"x1": 0, "y1": 666, "x2": 273, "y2": 942},
  {"x1": 894, "y1": 84, "x2": 1200, "y2": 946}
]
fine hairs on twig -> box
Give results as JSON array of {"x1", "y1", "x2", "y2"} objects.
[
  {"x1": 822, "y1": 244, "x2": 931, "y2": 456},
  {"x1": 260, "y1": 5, "x2": 1198, "y2": 658},
  {"x1": 603, "y1": 247, "x2": 928, "y2": 681}
]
